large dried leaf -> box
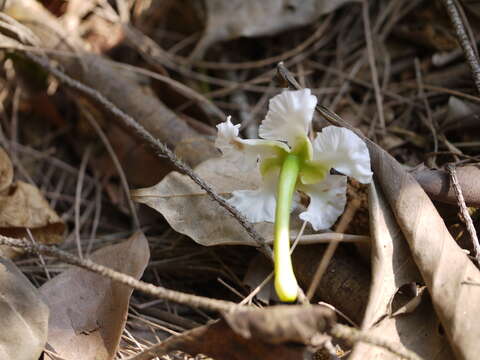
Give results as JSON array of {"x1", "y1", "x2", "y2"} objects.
[
  {"x1": 132, "y1": 155, "x2": 306, "y2": 246},
  {"x1": 0, "y1": 257, "x2": 49, "y2": 360},
  {"x1": 41, "y1": 232, "x2": 150, "y2": 360},
  {"x1": 367, "y1": 142, "x2": 480, "y2": 360},
  {"x1": 349, "y1": 182, "x2": 454, "y2": 359},
  {"x1": 194, "y1": 0, "x2": 355, "y2": 56},
  {"x1": 131, "y1": 305, "x2": 335, "y2": 360}
]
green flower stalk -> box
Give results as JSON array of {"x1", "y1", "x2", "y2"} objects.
[
  {"x1": 274, "y1": 154, "x2": 300, "y2": 301},
  {"x1": 215, "y1": 89, "x2": 373, "y2": 302}
]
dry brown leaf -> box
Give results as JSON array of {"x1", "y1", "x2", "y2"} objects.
[
  {"x1": 0, "y1": 147, "x2": 64, "y2": 258},
  {"x1": 131, "y1": 305, "x2": 335, "y2": 360},
  {"x1": 40, "y1": 232, "x2": 150, "y2": 360},
  {"x1": 0, "y1": 181, "x2": 64, "y2": 236},
  {"x1": 132, "y1": 155, "x2": 307, "y2": 247},
  {"x1": 411, "y1": 164, "x2": 480, "y2": 207},
  {"x1": 367, "y1": 141, "x2": 480, "y2": 360},
  {"x1": 0, "y1": 257, "x2": 49, "y2": 360},
  {"x1": 193, "y1": 0, "x2": 356, "y2": 57},
  {"x1": 349, "y1": 182, "x2": 455, "y2": 359}
]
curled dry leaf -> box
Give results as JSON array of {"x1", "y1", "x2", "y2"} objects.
[
  {"x1": 0, "y1": 257, "x2": 49, "y2": 360},
  {"x1": 0, "y1": 147, "x2": 64, "y2": 258},
  {"x1": 349, "y1": 182, "x2": 455, "y2": 359},
  {"x1": 193, "y1": 0, "x2": 355, "y2": 57},
  {"x1": 411, "y1": 164, "x2": 480, "y2": 207},
  {"x1": 41, "y1": 232, "x2": 150, "y2": 360},
  {"x1": 367, "y1": 141, "x2": 480, "y2": 360},
  {"x1": 130, "y1": 305, "x2": 335, "y2": 360},
  {"x1": 132, "y1": 155, "x2": 307, "y2": 247}
]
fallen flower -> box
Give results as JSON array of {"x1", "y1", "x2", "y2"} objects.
[{"x1": 216, "y1": 89, "x2": 372, "y2": 301}]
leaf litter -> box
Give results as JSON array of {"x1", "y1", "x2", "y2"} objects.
[{"x1": 0, "y1": 0, "x2": 480, "y2": 359}]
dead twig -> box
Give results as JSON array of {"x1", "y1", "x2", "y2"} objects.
[
  {"x1": 362, "y1": 0, "x2": 386, "y2": 132},
  {"x1": 442, "y1": 0, "x2": 480, "y2": 94},
  {"x1": 22, "y1": 52, "x2": 273, "y2": 260},
  {"x1": 74, "y1": 146, "x2": 91, "y2": 260},
  {"x1": 80, "y1": 108, "x2": 141, "y2": 230},
  {"x1": 306, "y1": 198, "x2": 361, "y2": 300},
  {"x1": 0, "y1": 235, "x2": 238, "y2": 313},
  {"x1": 446, "y1": 164, "x2": 480, "y2": 265}
]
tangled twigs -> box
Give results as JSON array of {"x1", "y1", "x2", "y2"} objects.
[
  {"x1": 0, "y1": 234, "x2": 427, "y2": 359},
  {"x1": 0, "y1": 235, "x2": 238, "y2": 313},
  {"x1": 22, "y1": 52, "x2": 273, "y2": 260},
  {"x1": 442, "y1": 0, "x2": 480, "y2": 94},
  {"x1": 446, "y1": 164, "x2": 480, "y2": 265}
]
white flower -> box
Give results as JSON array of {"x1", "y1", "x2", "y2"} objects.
[{"x1": 216, "y1": 89, "x2": 372, "y2": 231}]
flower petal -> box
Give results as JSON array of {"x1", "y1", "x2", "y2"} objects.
[
  {"x1": 216, "y1": 117, "x2": 289, "y2": 171},
  {"x1": 227, "y1": 168, "x2": 279, "y2": 223},
  {"x1": 312, "y1": 126, "x2": 373, "y2": 184},
  {"x1": 259, "y1": 89, "x2": 317, "y2": 148},
  {"x1": 299, "y1": 175, "x2": 347, "y2": 231}
]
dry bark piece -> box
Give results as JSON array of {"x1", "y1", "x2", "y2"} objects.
[
  {"x1": 349, "y1": 182, "x2": 455, "y2": 359},
  {"x1": 411, "y1": 165, "x2": 480, "y2": 207},
  {"x1": 0, "y1": 257, "x2": 49, "y2": 360},
  {"x1": 223, "y1": 305, "x2": 335, "y2": 345},
  {"x1": 40, "y1": 232, "x2": 150, "y2": 360},
  {"x1": 130, "y1": 305, "x2": 335, "y2": 360}
]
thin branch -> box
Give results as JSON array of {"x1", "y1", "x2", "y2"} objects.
[
  {"x1": 446, "y1": 164, "x2": 480, "y2": 265},
  {"x1": 442, "y1": 0, "x2": 480, "y2": 94},
  {"x1": 22, "y1": 52, "x2": 272, "y2": 260},
  {"x1": 0, "y1": 235, "x2": 238, "y2": 313}
]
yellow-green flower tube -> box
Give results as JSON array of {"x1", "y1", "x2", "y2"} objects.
[{"x1": 274, "y1": 153, "x2": 300, "y2": 302}]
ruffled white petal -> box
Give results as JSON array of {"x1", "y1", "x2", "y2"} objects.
[
  {"x1": 259, "y1": 89, "x2": 317, "y2": 148},
  {"x1": 299, "y1": 175, "x2": 347, "y2": 231},
  {"x1": 312, "y1": 126, "x2": 373, "y2": 184},
  {"x1": 227, "y1": 168, "x2": 279, "y2": 223},
  {"x1": 216, "y1": 117, "x2": 289, "y2": 171}
]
